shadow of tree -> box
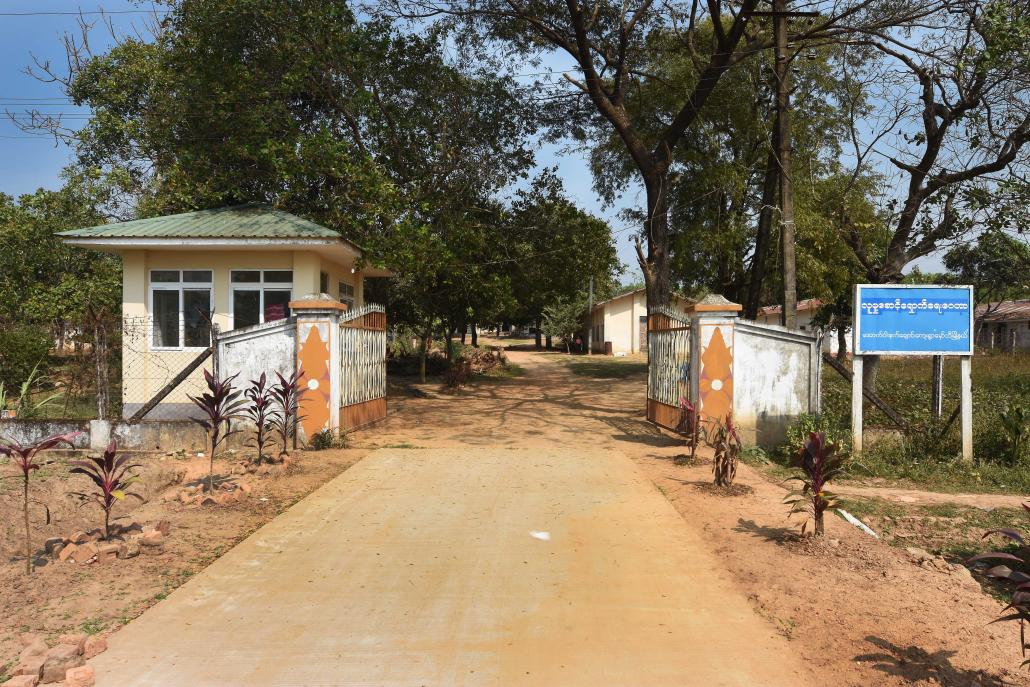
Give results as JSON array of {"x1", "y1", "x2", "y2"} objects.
[
  {"x1": 854, "y1": 636, "x2": 1009, "y2": 686},
  {"x1": 600, "y1": 416, "x2": 683, "y2": 447},
  {"x1": 733, "y1": 518, "x2": 799, "y2": 543}
]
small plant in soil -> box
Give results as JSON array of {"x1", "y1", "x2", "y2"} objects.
[
  {"x1": 0, "y1": 431, "x2": 82, "y2": 573},
  {"x1": 244, "y1": 373, "x2": 280, "y2": 463},
  {"x1": 967, "y1": 503, "x2": 1030, "y2": 668},
  {"x1": 270, "y1": 371, "x2": 305, "y2": 457},
  {"x1": 708, "y1": 413, "x2": 741, "y2": 487},
  {"x1": 69, "y1": 439, "x2": 143, "y2": 540},
  {"x1": 188, "y1": 369, "x2": 247, "y2": 492},
  {"x1": 785, "y1": 431, "x2": 846, "y2": 536},
  {"x1": 677, "y1": 396, "x2": 701, "y2": 463}
]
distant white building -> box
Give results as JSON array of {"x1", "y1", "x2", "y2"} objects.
[
  {"x1": 976, "y1": 300, "x2": 1030, "y2": 351},
  {"x1": 757, "y1": 298, "x2": 850, "y2": 355},
  {"x1": 587, "y1": 289, "x2": 692, "y2": 355}
]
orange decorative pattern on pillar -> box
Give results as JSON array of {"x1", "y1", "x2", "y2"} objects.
[
  {"x1": 298, "y1": 324, "x2": 331, "y2": 439},
  {"x1": 699, "y1": 326, "x2": 733, "y2": 422}
]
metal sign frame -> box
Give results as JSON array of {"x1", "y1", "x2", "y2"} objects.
[{"x1": 853, "y1": 283, "x2": 974, "y2": 356}]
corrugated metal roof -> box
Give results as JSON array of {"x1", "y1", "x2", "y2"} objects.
[
  {"x1": 58, "y1": 204, "x2": 342, "y2": 240},
  {"x1": 976, "y1": 300, "x2": 1030, "y2": 322}
]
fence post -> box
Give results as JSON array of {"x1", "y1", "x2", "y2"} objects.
[
  {"x1": 289, "y1": 296, "x2": 346, "y2": 441},
  {"x1": 687, "y1": 295, "x2": 742, "y2": 425}
]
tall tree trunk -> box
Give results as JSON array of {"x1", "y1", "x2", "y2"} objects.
[
  {"x1": 534, "y1": 318, "x2": 542, "y2": 350},
  {"x1": 471, "y1": 323, "x2": 478, "y2": 347},
  {"x1": 836, "y1": 325, "x2": 848, "y2": 362},
  {"x1": 418, "y1": 328, "x2": 430, "y2": 384},
  {"x1": 460, "y1": 323, "x2": 467, "y2": 345},
  {"x1": 637, "y1": 177, "x2": 672, "y2": 313},
  {"x1": 445, "y1": 323, "x2": 455, "y2": 362},
  {"x1": 91, "y1": 309, "x2": 110, "y2": 420},
  {"x1": 774, "y1": 0, "x2": 798, "y2": 329},
  {"x1": 545, "y1": 335, "x2": 552, "y2": 350},
  {"x1": 744, "y1": 146, "x2": 779, "y2": 319}
]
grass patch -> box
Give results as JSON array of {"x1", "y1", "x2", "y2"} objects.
[
  {"x1": 480, "y1": 363, "x2": 525, "y2": 379},
  {"x1": 560, "y1": 357, "x2": 648, "y2": 379}
]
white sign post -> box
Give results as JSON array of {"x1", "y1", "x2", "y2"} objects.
[{"x1": 852, "y1": 284, "x2": 974, "y2": 461}]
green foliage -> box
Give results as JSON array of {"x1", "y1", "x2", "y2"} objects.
[
  {"x1": 780, "y1": 413, "x2": 851, "y2": 463},
  {"x1": 0, "y1": 326, "x2": 51, "y2": 393},
  {"x1": 944, "y1": 231, "x2": 1030, "y2": 310},
  {"x1": 9, "y1": 361, "x2": 63, "y2": 420},
  {"x1": 309, "y1": 429, "x2": 347, "y2": 450},
  {"x1": 1000, "y1": 404, "x2": 1030, "y2": 465},
  {"x1": 785, "y1": 432, "x2": 847, "y2": 536},
  {"x1": 540, "y1": 293, "x2": 588, "y2": 353}
]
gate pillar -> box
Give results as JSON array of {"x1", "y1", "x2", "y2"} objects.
[
  {"x1": 689, "y1": 295, "x2": 742, "y2": 425},
  {"x1": 290, "y1": 295, "x2": 347, "y2": 440}
]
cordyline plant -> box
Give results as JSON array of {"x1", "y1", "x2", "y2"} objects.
[
  {"x1": 708, "y1": 413, "x2": 742, "y2": 488},
  {"x1": 188, "y1": 370, "x2": 247, "y2": 492},
  {"x1": 677, "y1": 396, "x2": 701, "y2": 463},
  {"x1": 269, "y1": 371, "x2": 305, "y2": 458},
  {"x1": 244, "y1": 373, "x2": 279, "y2": 463},
  {"x1": 785, "y1": 431, "x2": 846, "y2": 536},
  {"x1": 69, "y1": 439, "x2": 143, "y2": 541},
  {"x1": 967, "y1": 504, "x2": 1030, "y2": 668},
  {"x1": 0, "y1": 431, "x2": 82, "y2": 573}
]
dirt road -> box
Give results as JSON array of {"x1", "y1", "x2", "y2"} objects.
[{"x1": 90, "y1": 350, "x2": 813, "y2": 686}]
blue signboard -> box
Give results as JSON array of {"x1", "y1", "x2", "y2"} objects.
[{"x1": 853, "y1": 284, "x2": 974, "y2": 356}]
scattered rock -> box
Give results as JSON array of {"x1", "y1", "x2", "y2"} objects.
[
  {"x1": 11, "y1": 653, "x2": 45, "y2": 680},
  {"x1": 56, "y1": 634, "x2": 86, "y2": 655},
  {"x1": 200, "y1": 496, "x2": 219, "y2": 506},
  {"x1": 68, "y1": 531, "x2": 89, "y2": 545},
  {"x1": 154, "y1": 520, "x2": 171, "y2": 536},
  {"x1": 905, "y1": 547, "x2": 934, "y2": 564},
  {"x1": 238, "y1": 481, "x2": 253, "y2": 494},
  {"x1": 117, "y1": 541, "x2": 140, "y2": 560},
  {"x1": 82, "y1": 635, "x2": 107, "y2": 660},
  {"x1": 40, "y1": 644, "x2": 84, "y2": 684},
  {"x1": 5, "y1": 675, "x2": 40, "y2": 687},
  {"x1": 43, "y1": 538, "x2": 65, "y2": 555},
  {"x1": 140, "y1": 530, "x2": 164, "y2": 546},
  {"x1": 63, "y1": 665, "x2": 95, "y2": 687},
  {"x1": 96, "y1": 544, "x2": 120, "y2": 564},
  {"x1": 84, "y1": 529, "x2": 103, "y2": 542},
  {"x1": 69, "y1": 543, "x2": 98, "y2": 565},
  {"x1": 57, "y1": 544, "x2": 78, "y2": 563}
]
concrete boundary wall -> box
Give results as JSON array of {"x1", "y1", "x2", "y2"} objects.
[
  {"x1": 0, "y1": 419, "x2": 241, "y2": 453},
  {"x1": 733, "y1": 320, "x2": 822, "y2": 446}
]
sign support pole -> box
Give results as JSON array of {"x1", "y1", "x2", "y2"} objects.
[
  {"x1": 931, "y1": 355, "x2": 944, "y2": 419},
  {"x1": 960, "y1": 355, "x2": 972, "y2": 462},
  {"x1": 851, "y1": 354, "x2": 863, "y2": 454}
]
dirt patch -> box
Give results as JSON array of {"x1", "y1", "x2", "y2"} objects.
[
  {"x1": 692, "y1": 481, "x2": 754, "y2": 497},
  {"x1": 0, "y1": 446, "x2": 364, "y2": 679}
]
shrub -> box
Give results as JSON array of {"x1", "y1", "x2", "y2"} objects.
[
  {"x1": 1000, "y1": 404, "x2": 1030, "y2": 465},
  {"x1": 709, "y1": 413, "x2": 742, "y2": 487},
  {"x1": 310, "y1": 428, "x2": 347, "y2": 450},
  {"x1": 269, "y1": 371, "x2": 304, "y2": 457},
  {"x1": 187, "y1": 370, "x2": 247, "y2": 492},
  {"x1": 781, "y1": 413, "x2": 851, "y2": 462},
  {"x1": 0, "y1": 325, "x2": 51, "y2": 390},
  {"x1": 69, "y1": 439, "x2": 143, "y2": 540},
  {"x1": 967, "y1": 505, "x2": 1030, "y2": 670},
  {"x1": 0, "y1": 431, "x2": 82, "y2": 573},
  {"x1": 785, "y1": 431, "x2": 846, "y2": 536},
  {"x1": 244, "y1": 373, "x2": 279, "y2": 462},
  {"x1": 442, "y1": 359, "x2": 472, "y2": 388}
]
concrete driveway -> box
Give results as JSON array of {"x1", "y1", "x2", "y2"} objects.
[{"x1": 92, "y1": 448, "x2": 810, "y2": 686}]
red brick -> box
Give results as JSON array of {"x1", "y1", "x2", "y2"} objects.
[
  {"x1": 82, "y1": 635, "x2": 107, "y2": 660},
  {"x1": 96, "y1": 544, "x2": 120, "y2": 564},
  {"x1": 57, "y1": 544, "x2": 78, "y2": 563},
  {"x1": 67, "y1": 531, "x2": 89, "y2": 545},
  {"x1": 68, "y1": 543, "x2": 98, "y2": 565},
  {"x1": 63, "y1": 665, "x2": 95, "y2": 687},
  {"x1": 140, "y1": 530, "x2": 164, "y2": 546}
]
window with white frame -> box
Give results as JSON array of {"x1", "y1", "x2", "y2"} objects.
[
  {"x1": 338, "y1": 281, "x2": 355, "y2": 310},
  {"x1": 230, "y1": 270, "x2": 293, "y2": 330},
  {"x1": 150, "y1": 270, "x2": 213, "y2": 349}
]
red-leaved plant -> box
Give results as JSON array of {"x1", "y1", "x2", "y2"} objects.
[
  {"x1": 69, "y1": 439, "x2": 143, "y2": 540},
  {"x1": 188, "y1": 370, "x2": 247, "y2": 492},
  {"x1": 677, "y1": 396, "x2": 701, "y2": 463},
  {"x1": 967, "y1": 504, "x2": 1030, "y2": 668},
  {"x1": 708, "y1": 413, "x2": 742, "y2": 487},
  {"x1": 244, "y1": 373, "x2": 279, "y2": 463},
  {"x1": 785, "y1": 431, "x2": 845, "y2": 536},
  {"x1": 269, "y1": 371, "x2": 305, "y2": 458},
  {"x1": 0, "y1": 431, "x2": 82, "y2": 573}
]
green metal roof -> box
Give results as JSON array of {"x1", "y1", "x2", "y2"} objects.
[{"x1": 58, "y1": 204, "x2": 342, "y2": 240}]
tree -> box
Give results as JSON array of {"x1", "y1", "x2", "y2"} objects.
[
  {"x1": 944, "y1": 231, "x2": 1030, "y2": 339},
  {"x1": 836, "y1": 2, "x2": 1030, "y2": 386},
  {"x1": 541, "y1": 294, "x2": 588, "y2": 353},
  {"x1": 383, "y1": 0, "x2": 941, "y2": 322}
]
